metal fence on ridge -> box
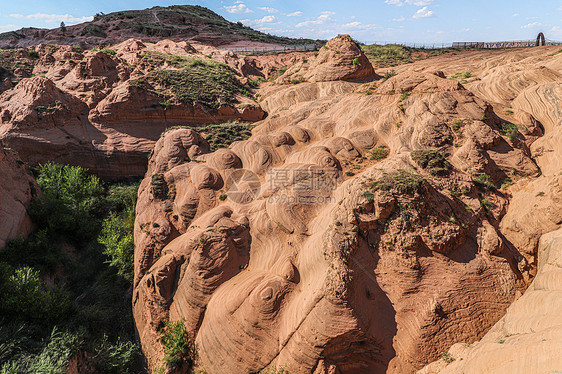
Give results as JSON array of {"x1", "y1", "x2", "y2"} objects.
[{"x1": 219, "y1": 39, "x2": 562, "y2": 55}]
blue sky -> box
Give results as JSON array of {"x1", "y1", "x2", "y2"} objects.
[{"x1": 1, "y1": 0, "x2": 562, "y2": 44}]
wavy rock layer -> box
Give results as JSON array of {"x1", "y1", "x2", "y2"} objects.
[{"x1": 132, "y1": 39, "x2": 557, "y2": 373}]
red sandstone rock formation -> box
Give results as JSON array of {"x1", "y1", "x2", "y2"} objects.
[
  {"x1": 0, "y1": 40, "x2": 265, "y2": 179},
  {"x1": 0, "y1": 146, "x2": 38, "y2": 247},
  {"x1": 276, "y1": 35, "x2": 375, "y2": 84},
  {"x1": 132, "y1": 40, "x2": 555, "y2": 373}
]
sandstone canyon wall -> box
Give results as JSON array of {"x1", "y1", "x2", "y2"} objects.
[{"x1": 132, "y1": 36, "x2": 561, "y2": 373}]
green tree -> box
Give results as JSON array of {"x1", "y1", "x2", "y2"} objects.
[{"x1": 60, "y1": 22, "x2": 66, "y2": 35}]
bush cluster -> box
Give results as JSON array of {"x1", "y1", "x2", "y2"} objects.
[{"x1": 0, "y1": 163, "x2": 141, "y2": 373}]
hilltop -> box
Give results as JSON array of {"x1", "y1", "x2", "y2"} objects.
[{"x1": 0, "y1": 5, "x2": 324, "y2": 49}]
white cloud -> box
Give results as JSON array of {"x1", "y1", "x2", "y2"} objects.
[
  {"x1": 413, "y1": 7, "x2": 434, "y2": 19},
  {"x1": 512, "y1": 13, "x2": 519, "y2": 17},
  {"x1": 286, "y1": 11, "x2": 303, "y2": 17},
  {"x1": 558, "y1": 6, "x2": 562, "y2": 10},
  {"x1": 407, "y1": 0, "x2": 434, "y2": 5},
  {"x1": 392, "y1": 16, "x2": 406, "y2": 22},
  {"x1": 321, "y1": 11, "x2": 336, "y2": 15},
  {"x1": 10, "y1": 13, "x2": 93, "y2": 24},
  {"x1": 342, "y1": 22, "x2": 381, "y2": 31},
  {"x1": 224, "y1": 4, "x2": 253, "y2": 14},
  {"x1": 240, "y1": 16, "x2": 278, "y2": 26},
  {"x1": 257, "y1": 7, "x2": 279, "y2": 14},
  {"x1": 526, "y1": 16, "x2": 538, "y2": 20},
  {"x1": 385, "y1": 0, "x2": 434, "y2": 6},
  {"x1": 521, "y1": 22, "x2": 542, "y2": 29},
  {"x1": 385, "y1": 0, "x2": 404, "y2": 6},
  {"x1": 0, "y1": 24, "x2": 20, "y2": 31},
  {"x1": 296, "y1": 13, "x2": 335, "y2": 28}
]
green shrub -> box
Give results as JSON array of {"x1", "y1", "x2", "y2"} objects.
[
  {"x1": 219, "y1": 194, "x2": 228, "y2": 201},
  {"x1": 0, "y1": 265, "x2": 71, "y2": 325},
  {"x1": 367, "y1": 169, "x2": 425, "y2": 195},
  {"x1": 81, "y1": 24, "x2": 107, "y2": 38},
  {"x1": 0, "y1": 164, "x2": 141, "y2": 373},
  {"x1": 98, "y1": 212, "x2": 134, "y2": 281},
  {"x1": 440, "y1": 351, "x2": 454, "y2": 363},
  {"x1": 370, "y1": 145, "x2": 390, "y2": 161},
  {"x1": 0, "y1": 229, "x2": 62, "y2": 273},
  {"x1": 399, "y1": 90, "x2": 410, "y2": 101},
  {"x1": 160, "y1": 320, "x2": 195, "y2": 370},
  {"x1": 352, "y1": 58, "x2": 359, "y2": 66},
  {"x1": 383, "y1": 70, "x2": 397, "y2": 81},
  {"x1": 480, "y1": 198, "x2": 493, "y2": 211},
  {"x1": 411, "y1": 149, "x2": 451, "y2": 175},
  {"x1": 499, "y1": 122, "x2": 519, "y2": 141},
  {"x1": 362, "y1": 191, "x2": 374, "y2": 202},
  {"x1": 92, "y1": 335, "x2": 139, "y2": 373},
  {"x1": 26, "y1": 328, "x2": 82, "y2": 374},
  {"x1": 473, "y1": 174, "x2": 495, "y2": 190},
  {"x1": 248, "y1": 77, "x2": 264, "y2": 88},
  {"x1": 151, "y1": 173, "x2": 168, "y2": 199},
  {"x1": 451, "y1": 119, "x2": 463, "y2": 132},
  {"x1": 29, "y1": 163, "x2": 104, "y2": 243}
]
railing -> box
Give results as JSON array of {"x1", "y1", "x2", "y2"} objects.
[
  {"x1": 221, "y1": 43, "x2": 322, "y2": 55},
  {"x1": 362, "y1": 40, "x2": 562, "y2": 50},
  {"x1": 452, "y1": 40, "x2": 562, "y2": 49}
]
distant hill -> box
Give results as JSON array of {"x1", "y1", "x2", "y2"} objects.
[{"x1": 0, "y1": 5, "x2": 324, "y2": 49}]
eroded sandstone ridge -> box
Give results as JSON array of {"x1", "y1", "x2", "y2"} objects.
[
  {"x1": 132, "y1": 36, "x2": 561, "y2": 373},
  {"x1": 0, "y1": 40, "x2": 264, "y2": 179},
  {"x1": 0, "y1": 146, "x2": 38, "y2": 247}
]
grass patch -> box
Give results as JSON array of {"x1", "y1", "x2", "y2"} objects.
[
  {"x1": 361, "y1": 44, "x2": 454, "y2": 68},
  {"x1": 199, "y1": 121, "x2": 254, "y2": 151},
  {"x1": 411, "y1": 148, "x2": 451, "y2": 175},
  {"x1": 361, "y1": 44, "x2": 412, "y2": 67},
  {"x1": 370, "y1": 145, "x2": 390, "y2": 161},
  {"x1": 382, "y1": 69, "x2": 397, "y2": 81},
  {"x1": 131, "y1": 59, "x2": 249, "y2": 109},
  {"x1": 450, "y1": 71, "x2": 473, "y2": 80},
  {"x1": 100, "y1": 48, "x2": 117, "y2": 56}
]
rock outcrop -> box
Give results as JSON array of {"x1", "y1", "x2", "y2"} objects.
[
  {"x1": 419, "y1": 228, "x2": 562, "y2": 374},
  {"x1": 0, "y1": 39, "x2": 265, "y2": 179},
  {"x1": 276, "y1": 34, "x2": 374, "y2": 84},
  {"x1": 0, "y1": 146, "x2": 38, "y2": 247},
  {"x1": 132, "y1": 50, "x2": 544, "y2": 372}
]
